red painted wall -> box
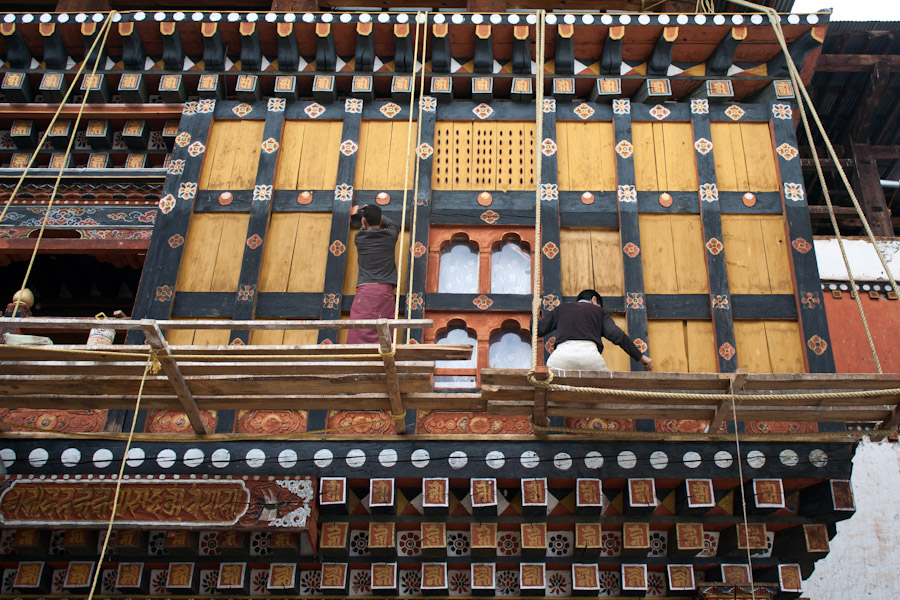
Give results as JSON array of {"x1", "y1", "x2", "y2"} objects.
[{"x1": 824, "y1": 293, "x2": 900, "y2": 373}]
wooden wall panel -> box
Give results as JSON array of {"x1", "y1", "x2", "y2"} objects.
[
  {"x1": 632, "y1": 122, "x2": 698, "y2": 191},
  {"x1": 275, "y1": 120, "x2": 342, "y2": 190},
  {"x1": 603, "y1": 314, "x2": 631, "y2": 372},
  {"x1": 559, "y1": 228, "x2": 624, "y2": 298},
  {"x1": 721, "y1": 215, "x2": 793, "y2": 294},
  {"x1": 432, "y1": 122, "x2": 535, "y2": 191},
  {"x1": 648, "y1": 320, "x2": 718, "y2": 373},
  {"x1": 199, "y1": 120, "x2": 265, "y2": 190},
  {"x1": 638, "y1": 215, "x2": 708, "y2": 294},
  {"x1": 734, "y1": 319, "x2": 805, "y2": 373},
  {"x1": 355, "y1": 121, "x2": 417, "y2": 190},
  {"x1": 556, "y1": 122, "x2": 616, "y2": 191},
  {"x1": 710, "y1": 122, "x2": 778, "y2": 192}
]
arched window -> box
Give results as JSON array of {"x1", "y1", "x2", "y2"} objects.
[
  {"x1": 434, "y1": 321, "x2": 478, "y2": 388},
  {"x1": 491, "y1": 234, "x2": 531, "y2": 294},
  {"x1": 438, "y1": 235, "x2": 479, "y2": 293},
  {"x1": 488, "y1": 321, "x2": 531, "y2": 369}
]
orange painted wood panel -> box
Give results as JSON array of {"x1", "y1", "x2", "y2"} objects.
[{"x1": 824, "y1": 294, "x2": 900, "y2": 373}]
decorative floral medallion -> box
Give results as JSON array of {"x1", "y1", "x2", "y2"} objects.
[
  {"x1": 397, "y1": 531, "x2": 422, "y2": 556},
  {"x1": 690, "y1": 98, "x2": 709, "y2": 114},
  {"x1": 542, "y1": 138, "x2": 557, "y2": 156},
  {"x1": 174, "y1": 131, "x2": 191, "y2": 147},
  {"x1": 379, "y1": 102, "x2": 401, "y2": 118},
  {"x1": 155, "y1": 285, "x2": 173, "y2": 302},
  {"x1": 718, "y1": 342, "x2": 736, "y2": 360},
  {"x1": 334, "y1": 183, "x2": 354, "y2": 202},
  {"x1": 267, "y1": 97, "x2": 286, "y2": 112},
  {"x1": 497, "y1": 532, "x2": 521, "y2": 556},
  {"x1": 694, "y1": 137, "x2": 713, "y2": 155},
  {"x1": 168, "y1": 233, "x2": 184, "y2": 248},
  {"x1": 573, "y1": 103, "x2": 595, "y2": 120},
  {"x1": 261, "y1": 137, "x2": 280, "y2": 154},
  {"x1": 705, "y1": 237, "x2": 724, "y2": 255},
  {"x1": 420, "y1": 96, "x2": 437, "y2": 111},
  {"x1": 412, "y1": 241, "x2": 427, "y2": 258},
  {"x1": 649, "y1": 104, "x2": 671, "y2": 120},
  {"x1": 617, "y1": 184, "x2": 637, "y2": 203},
  {"x1": 237, "y1": 284, "x2": 256, "y2": 301},
  {"x1": 807, "y1": 335, "x2": 828, "y2": 355},
  {"x1": 541, "y1": 183, "x2": 559, "y2": 202},
  {"x1": 712, "y1": 294, "x2": 729, "y2": 309},
  {"x1": 158, "y1": 194, "x2": 176, "y2": 214},
  {"x1": 232, "y1": 103, "x2": 253, "y2": 118},
  {"x1": 322, "y1": 293, "x2": 341, "y2": 309},
  {"x1": 544, "y1": 336, "x2": 556, "y2": 354},
  {"x1": 187, "y1": 140, "x2": 206, "y2": 157},
  {"x1": 178, "y1": 182, "x2": 197, "y2": 200},
  {"x1": 772, "y1": 103, "x2": 793, "y2": 120},
  {"x1": 542, "y1": 294, "x2": 561, "y2": 311},
  {"x1": 615, "y1": 140, "x2": 633, "y2": 159},
  {"x1": 783, "y1": 182, "x2": 805, "y2": 202},
  {"x1": 542, "y1": 98, "x2": 557, "y2": 113},
  {"x1": 253, "y1": 184, "x2": 273, "y2": 202},
  {"x1": 166, "y1": 159, "x2": 185, "y2": 175},
  {"x1": 623, "y1": 242, "x2": 640, "y2": 258},
  {"x1": 344, "y1": 98, "x2": 363, "y2": 113},
  {"x1": 197, "y1": 98, "x2": 216, "y2": 113},
  {"x1": 776, "y1": 143, "x2": 799, "y2": 160},
  {"x1": 600, "y1": 531, "x2": 622, "y2": 557},
  {"x1": 800, "y1": 291, "x2": 821, "y2": 309},
  {"x1": 182, "y1": 102, "x2": 198, "y2": 116},
  {"x1": 542, "y1": 241, "x2": 559, "y2": 259},
  {"x1": 329, "y1": 240, "x2": 346, "y2": 256},
  {"x1": 626, "y1": 292, "x2": 644, "y2": 309},
  {"x1": 699, "y1": 182, "x2": 719, "y2": 202},
  {"x1": 406, "y1": 292, "x2": 424, "y2": 311},
  {"x1": 304, "y1": 102, "x2": 326, "y2": 118},
  {"x1": 480, "y1": 210, "x2": 499, "y2": 224},
  {"x1": 246, "y1": 234, "x2": 263, "y2": 249},
  {"x1": 724, "y1": 104, "x2": 745, "y2": 120},
  {"x1": 339, "y1": 139, "x2": 358, "y2": 156},
  {"x1": 472, "y1": 103, "x2": 494, "y2": 119},
  {"x1": 473, "y1": 294, "x2": 493, "y2": 309},
  {"x1": 612, "y1": 98, "x2": 631, "y2": 114},
  {"x1": 416, "y1": 142, "x2": 434, "y2": 160}
]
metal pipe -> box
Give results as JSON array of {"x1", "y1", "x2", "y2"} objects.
[{"x1": 880, "y1": 179, "x2": 900, "y2": 189}]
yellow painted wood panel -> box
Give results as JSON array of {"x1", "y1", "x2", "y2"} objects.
[
  {"x1": 176, "y1": 213, "x2": 225, "y2": 292},
  {"x1": 740, "y1": 123, "x2": 779, "y2": 192},
  {"x1": 602, "y1": 314, "x2": 632, "y2": 372},
  {"x1": 652, "y1": 123, "x2": 668, "y2": 190},
  {"x1": 639, "y1": 215, "x2": 679, "y2": 294},
  {"x1": 560, "y1": 229, "x2": 593, "y2": 297},
  {"x1": 709, "y1": 122, "x2": 739, "y2": 191},
  {"x1": 722, "y1": 215, "x2": 792, "y2": 294},
  {"x1": 432, "y1": 123, "x2": 454, "y2": 190},
  {"x1": 632, "y1": 122, "x2": 659, "y2": 191},
  {"x1": 662, "y1": 123, "x2": 699, "y2": 191},
  {"x1": 452, "y1": 122, "x2": 472, "y2": 190},
  {"x1": 648, "y1": 320, "x2": 689, "y2": 373},
  {"x1": 473, "y1": 121, "x2": 497, "y2": 189},
  {"x1": 165, "y1": 320, "x2": 197, "y2": 345},
  {"x1": 764, "y1": 320, "x2": 805, "y2": 373},
  {"x1": 191, "y1": 319, "x2": 231, "y2": 346},
  {"x1": 734, "y1": 320, "x2": 773, "y2": 373},
  {"x1": 759, "y1": 216, "x2": 793, "y2": 294},
  {"x1": 556, "y1": 122, "x2": 571, "y2": 190},
  {"x1": 273, "y1": 120, "x2": 305, "y2": 189},
  {"x1": 357, "y1": 121, "x2": 393, "y2": 190},
  {"x1": 283, "y1": 328, "x2": 319, "y2": 345},
  {"x1": 560, "y1": 228, "x2": 624, "y2": 297},
  {"x1": 431, "y1": 122, "x2": 534, "y2": 191},
  {"x1": 286, "y1": 213, "x2": 332, "y2": 293},
  {"x1": 386, "y1": 121, "x2": 417, "y2": 189},
  {"x1": 590, "y1": 229, "x2": 625, "y2": 297},
  {"x1": 200, "y1": 121, "x2": 242, "y2": 190},
  {"x1": 669, "y1": 215, "x2": 708, "y2": 294},
  {"x1": 685, "y1": 320, "x2": 718, "y2": 373},
  {"x1": 197, "y1": 120, "x2": 227, "y2": 189},
  {"x1": 230, "y1": 120, "x2": 265, "y2": 189},
  {"x1": 210, "y1": 214, "x2": 249, "y2": 292},
  {"x1": 557, "y1": 122, "x2": 617, "y2": 191},
  {"x1": 300, "y1": 121, "x2": 342, "y2": 190}
]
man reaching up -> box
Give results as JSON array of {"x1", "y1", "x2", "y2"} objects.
[{"x1": 347, "y1": 204, "x2": 400, "y2": 344}]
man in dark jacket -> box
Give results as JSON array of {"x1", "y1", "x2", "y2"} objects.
[
  {"x1": 347, "y1": 204, "x2": 400, "y2": 344},
  {"x1": 537, "y1": 289, "x2": 652, "y2": 371}
]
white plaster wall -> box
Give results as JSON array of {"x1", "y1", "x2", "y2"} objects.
[
  {"x1": 814, "y1": 238, "x2": 900, "y2": 282},
  {"x1": 802, "y1": 439, "x2": 900, "y2": 598}
]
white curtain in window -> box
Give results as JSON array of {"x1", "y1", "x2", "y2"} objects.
[
  {"x1": 438, "y1": 243, "x2": 479, "y2": 293},
  {"x1": 491, "y1": 240, "x2": 531, "y2": 294},
  {"x1": 435, "y1": 327, "x2": 478, "y2": 388},
  {"x1": 489, "y1": 331, "x2": 531, "y2": 369}
]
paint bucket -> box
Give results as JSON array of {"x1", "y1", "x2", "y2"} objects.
[{"x1": 88, "y1": 312, "x2": 115, "y2": 346}]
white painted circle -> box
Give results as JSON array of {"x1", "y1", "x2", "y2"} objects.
[
  {"x1": 658, "y1": 14, "x2": 670, "y2": 25},
  {"x1": 809, "y1": 449, "x2": 828, "y2": 468},
  {"x1": 600, "y1": 14, "x2": 613, "y2": 25},
  {"x1": 807, "y1": 14, "x2": 819, "y2": 24},
  {"x1": 379, "y1": 448, "x2": 398, "y2": 467},
  {"x1": 345, "y1": 449, "x2": 366, "y2": 468},
  {"x1": 471, "y1": 14, "x2": 483, "y2": 24},
  {"x1": 683, "y1": 451, "x2": 702, "y2": 469},
  {"x1": 245, "y1": 448, "x2": 266, "y2": 468},
  {"x1": 210, "y1": 12, "x2": 222, "y2": 21},
  {"x1": 29, "y1": 448, "x2": 49, "y2": 468},
  {"x1": 714, "y1": 450, "x2": 733, "y2": 468},
  {"x1": 526, "y1": 14, "x2": 537, "y2": 25},
  {"x1": 433, "y1": 14, "x2": 445, "y2": 24},
  {"x1": 554, "y1": 452, "x2": 573, "y2": 471},
  {"x1": 313, "y1": 449, "x2": 333, "y2": 468},
  {"x1": 183, "y1": 448, "x2": 204, "y2": 468},
  {"x1": 448, "y1": 451, "x2": 468, "y2": 469},
  {"x1": 779, "y1": 449, "x2": 799, "y2": 467},
  {"x1": 747, "y1": 450, "x2": 766, "y2": 468},
  {"x1": 713, "y1": 14, "x2": 726, "y2": 25},
  {"x1": 157, "y1": 448, "x2": 177, "y2": 469},
  {"x1": 211, "y1": 448, "x2": 230, "y2": 468},
  {"x1": 787, "y1": 14, "x2": 801, "y2": 24},
  {"x1": 266, "y1": 13, "x2": 278, "y2": 22},
  {"x1": 582, "y1": 14, "x2": 594, "y2": 25},
  {"x1": 303, "y1": 13, "x2": 316, "y2": 23},
  {"x1": 416, "y1": 13, "x2": 426, "y2": 24},
  {"x1": 411, "y1": 448, "x2": 430, "y2": 468},
  {"x1": 395, "y1": 12, "x2": 408, "y2": 23},
  {"x1": 173, "y1": 11, "x2": 185, "y2": 21},
  {"x1": 638, "y1": 14, "x2": 651, "y2": 25},
  {"x1": 520, "y1": 451, "x2": 540, "y2": 469},
  {"x1": 585, "y1": 451, "x2": 604, "y2": 470},
  {"x1": 321, "y1": 13, "x2": 333, "y2": 22},
  {"x1": 677, "y1": 14, "x2": 689, "y2": 25},
  {"x1": 278, "y1": 449, "x2": 298, "y2": 468},
  {"x1": 40, "y1": 13, "x2": 52, "y2": 23},
  {"x1": 694, "y1": 14, "x2": 707, "y2": 25},
  {"x1": 192, "y1": 12, "x2": 204, "y2": 21},
  {"x1": 508, "y1": 14, "x2": 519, "y2": 25},
  {"x1": 0, "y1": 448, "x2": 15, "y2": 468},
  {"x1": 285, "y1": 13, "x2": 296, "y2": 22},
  {"x1": 227, "y1": 12, "x2": 240, "y2": 22},
  {"x1": 58, "y1": 13, "x2": 71, "y2": 22},
  {"x1": 650, "y1": 451, "x2": 668, "y2": 469},
  {"x1": 61, "y1": 448, "x2": 81, "y2": 468},
  {"x1": 22, "y1": 14, "x2": 34, "y2": 23},
  {"x1": 564, "y1": 14, "x2": 576, "y2": 25},
  {"x1": 545, "y1": 14, "x2": 557, "y2": 25},
  {"x1": 618, "y1": 15, "x2": 631, "y2": 25},
  {"x1": 751, "y1": 14, "x2": 764, "y2": 24},
  {"x1": 75, "y1": 13, "x2": 88, "y2": 23},
  {"x1": 153, "y1": 12, "x2": 166, "y2": 21},
  {"x1": 379, "y1": 13, "x2": 392, "y2": 23},
  {"x1": 617, "y1": 450, "x2": 637, "y2": 469},
  {"x1": 125, "y1": 447, "x2": 145, "y2": 467},
  {"x1": 485, "y1": 450, "x2": 505, "y2": 469},
  {"x1": 490, "y1": 14, "x2": 502, "y2": 25},
  {"x1": 732, "y1": 15, "x2": 744, "y2": 25},
  {"x1": 93, "y1": 448, "x2": 113, "y2": 469}
]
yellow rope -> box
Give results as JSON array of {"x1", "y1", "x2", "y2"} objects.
[
  {"x1": 0, "y1": 16, "x2": 117, "y2": 227},
  {"x1": 405, "y1": 12, "x2": 430, "y2": 343},
  {"x1": 529, "y1": 9, "x2": 547, "y2": 373},
  {"x1": 11, "y1": 12, "x2": 116, "y2": 318}
]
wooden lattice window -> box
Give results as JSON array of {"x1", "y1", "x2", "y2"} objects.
[
  {"x1": 427, "y1": 226, "x2": 534, "y2": 294},
  {"x1": 433, "y1": 122, "x2": 536, "y2": 191}
]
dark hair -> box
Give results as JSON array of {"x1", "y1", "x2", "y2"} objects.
[
  {"x1": 361, "y1": 204, "x2": 382, "y2": 227},
  {"x1": 576, "y1": 289, "x2": 603, "y2": 306}
]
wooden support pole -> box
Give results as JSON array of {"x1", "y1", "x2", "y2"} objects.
[
  {"x1": 707, "y1": 368, "x2": 748, "y2": 434},
  {"x1": 140, "y1": 322, "x2": 209, "y2": 435},
  {"x1": 376, "y1": 319, "x2": 406, "y2": 434},
  {"x1": 850, "y1": 142, "x2": 894, "y2": 236},
  {"x1": 532, "y1": 365, "x2": 549, "y2": 431}
]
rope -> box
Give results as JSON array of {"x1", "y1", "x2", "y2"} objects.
[
  {"x1": 405, "y1": 11, "x2": 430, "y2": 343},
  {"x1": 11, "y1": 12, "x2": 116, "y2": 318},
  {"x1": 86, "y1": 349, "x2": 152, "y2": 600},
  {"x1": 730, "y1": 380, "x2": 757, "y2": 599},
  {"x1": 0, "y1": 15, "x2": 117, "y2": 228},
  {"x1": 529, "y1": 9, "x2": 547, "y2": 374}
]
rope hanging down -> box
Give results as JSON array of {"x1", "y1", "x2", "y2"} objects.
[{"x1": 529, "y1": 9, "x2": 547, "y2": 374}]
